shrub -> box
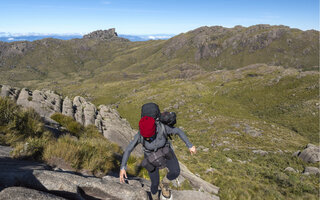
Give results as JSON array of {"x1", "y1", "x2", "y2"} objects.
[
  {"x1": 51, "y1": 113, "x2": 83, "y2": 137},
  {"x1": 43, "y1": 133, "x2": 122, "y2": 175},
  {"x1": 46, "y1": 114, "x2": 124, "y2": 175},
  {"x1": 0, "y1": 98, "x2": 45, "y2": 145},
  {"x1": 0, "y1": 97, "x2": 20, "y2": 126}
]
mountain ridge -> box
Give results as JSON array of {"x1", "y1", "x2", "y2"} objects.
[{"x1": 0, "y1": 24, "x2": 318, "y2": 81}]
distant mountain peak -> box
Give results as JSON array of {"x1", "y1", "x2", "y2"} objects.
[{"x1": 83, "y1": 28, "x2": 128, "y2": 41}]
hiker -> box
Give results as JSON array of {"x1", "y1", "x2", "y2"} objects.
[{"x1": 119, "y1": 103, "x2": 196, "y2": 200}]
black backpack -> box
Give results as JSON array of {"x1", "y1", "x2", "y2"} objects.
[
  {"x1": 141, "y1": 103, "x2": 160, "y2": 119},
  {"x1": 141, "y1": 103, "x2": 177, "y2": 127},
  {"x1": 159, "y1": 111, "x2": 176, "y2": 127},
  {"x1": 140, "y1": 103, "x2": 176, "y2": 141}
]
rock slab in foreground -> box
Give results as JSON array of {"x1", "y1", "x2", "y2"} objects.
[
  {"x1": 0, "y1": 145, "x2": 147, "y2": 200},
  {"x1": 0, "y1": 187, "x2": 67, "y2": 200}
]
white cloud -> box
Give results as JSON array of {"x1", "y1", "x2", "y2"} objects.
[
  {"x1": 8, "y1": 38, "x2": 14, "y2": 41},
  {"x1": 101, "y1": 1, "x2": 111, "y2": 5},
  {"x1": 0, "y1": 32, "x2": 83, "y2": 37},
  {"x1": 147, "y1": 35, "x2": 172, "y2": 40}
]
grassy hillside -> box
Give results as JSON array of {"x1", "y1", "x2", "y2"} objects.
[
  {"x1": 0, "y1": 25, "x2": 318, "y2": 89},
  {"x1": 47, "y1": 64, "x2": 318, "y2": 199},
  {"x1": 0, "y1": 64, "x2": 319, "y2": 199}
]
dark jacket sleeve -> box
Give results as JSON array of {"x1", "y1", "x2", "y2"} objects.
[
  {"x1": 120, "y1": 133, "x2": 140, "y2": 170},
  {"x1": 165, "y1": 125, "x2": 193, "y2": 148}
]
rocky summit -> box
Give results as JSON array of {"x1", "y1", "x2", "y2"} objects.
[{"x1": 83, "y1": 28, "x2": 129, "y2": 42}]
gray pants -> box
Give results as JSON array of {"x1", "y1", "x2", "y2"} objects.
[{"x1": 148, "y1": 149, "x2": 180, "y2": 194}]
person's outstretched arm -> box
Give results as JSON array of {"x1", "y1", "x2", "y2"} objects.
[
  {"x1": 119, "y1": 133, "x2": 140, "y2": 183},
  {"x1": 165, "y1": 125, "x2": 196, "y2": 155}
]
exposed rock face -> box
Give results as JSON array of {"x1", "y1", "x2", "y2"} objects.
[
  {"x1": 0, "y1": 85, "x2": 20, "y2": 101},
  {"x1": 298, "y1": 144, "x2": 320, "y2": 163},
  {"x1": 16, "y1": 88, "x2": 62, "y2": 119},
  {"x1": 83, "y1": 102, "x2": 97, "y2": 126},
  {"x1": 98, "y1": 105, "x2": 143, "y2": 155},
  {"x1": 61, "y1": 96, "x2": 74, "y2": 118},
  {"x1": 72, "y1": 96, "x2": 98, "y2": 127},
  {"x1": 83, "y1": 28, "x2": 118, "y2": 39},
  {"x1": 73, "y1": 96, "x2": 86, "y2": 125},
  {"x1": 72, "y1": 96, "x2": 98, "y2": 126},
  {"x1": 0, "y1": 187, "x2": 67, "y2": 200}
]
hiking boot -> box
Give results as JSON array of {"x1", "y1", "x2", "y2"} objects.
[
  {"x1": 160, "y1": 176, "x2": 171, "y2": 199},
  {"x1": 151, "y1": 191, "x2": 159, "y2": 200}
]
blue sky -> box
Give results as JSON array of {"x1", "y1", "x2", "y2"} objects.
[{"x1": 0, "y1": 0, "x2": 318, "y2": 34}]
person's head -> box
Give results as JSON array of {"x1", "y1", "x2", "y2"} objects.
[{"x1": 139, "y1": 116, "x2": 156, "y2": 140}]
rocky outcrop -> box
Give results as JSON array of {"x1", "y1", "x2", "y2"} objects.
[
  {"x1": 73, "y1": 96, "x2": 87, "y2": 125},
  {"x1": 0, "y1": 85, "x2": 20, "y2": 101},
  {"x1": 16, "y1": 88, "x2": 62, "y2": 120},
  {"x1": 83, "y1": 28, "x2": 128, "y2": 42},
  {"x1": 0, "y1": 86, "x2": 139, "y2": 153},
  {"x1": 98, "y1": 105, "x2": 136, "y2": 149},
  {"x1": 296, "y1": 144, "x2": 320, "y2": 163},
  {"x1": 61, "y1": 97, "x2": 74, "y2": 118},
  {"x1": 83, "y1": 28, "x2": 117, "y2": 39},
  {"x1": 0, "y1": 187, "x2": 67, "y2": 200},
  {"x1": 0, "y1": 41, "x2": 33, "y2": 59}
]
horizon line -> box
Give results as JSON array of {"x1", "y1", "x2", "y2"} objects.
[{"x1": 0, "y1": 24, "x2": 319, "y2": 36}]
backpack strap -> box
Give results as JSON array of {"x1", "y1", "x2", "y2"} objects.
[{"x1": 158, "y1": 121, "x2": 172, "y2": 141}]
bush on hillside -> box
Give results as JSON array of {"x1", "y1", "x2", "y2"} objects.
[
  {"x1": 50, "y1": 113, "x2": 83, "y2": 137},
  {"x1": 0, "y1": 97, "x2": 46, "y2": 145},
  {"x1": 43, "y1": 124, "x2": 123, "y2": 175}
]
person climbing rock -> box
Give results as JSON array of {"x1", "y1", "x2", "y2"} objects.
[{"x1": 119, "y1": 103, "x2": 196, "y2": 200}]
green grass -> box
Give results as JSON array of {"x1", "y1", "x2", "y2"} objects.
[{"x1": 87, "y1": 65, "x2": 318, "y2": 199}]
